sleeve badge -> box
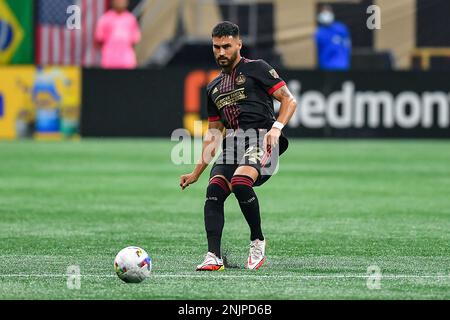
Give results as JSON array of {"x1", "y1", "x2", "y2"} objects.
[{"x1": 269, "y1": 69, "x2": 279, "y2": 79}]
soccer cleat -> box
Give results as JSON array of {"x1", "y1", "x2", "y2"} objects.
[
  {"x1": 196, "y1": 252, "x2": 225, "y2": 271},
  {"x1": 246, "y1": 239, "x2": 266, "y2": 270}
]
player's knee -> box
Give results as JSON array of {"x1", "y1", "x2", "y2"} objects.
[
  {"x1": 231, "y1": 175, "x2": 256, "y2": 203},
  {"x1": 206, "y1": 176, "x2": 231, "y2": 204}
]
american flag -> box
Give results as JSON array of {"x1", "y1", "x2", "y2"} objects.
[{"x1": 36, "y1": 0, "x2": 108, "y2": 66}]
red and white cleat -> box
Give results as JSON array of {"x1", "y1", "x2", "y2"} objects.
[
  {"x1": 246, "y1": 239, "x2": 266, "y2": 270},
  {"x1": 196, "y1": 252, "x2": 225, "y2": 271}
]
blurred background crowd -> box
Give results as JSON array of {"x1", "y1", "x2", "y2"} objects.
[
  {"x1": 1, "y1": 0, "x2": 449, "y2": 141},
  {"x1": 2, "y1": 0, "x2": 449, "y2": 71}
]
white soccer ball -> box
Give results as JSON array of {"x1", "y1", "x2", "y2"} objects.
[{"x1": 114, "y1": 246, "x2": 152, "y2": 283}]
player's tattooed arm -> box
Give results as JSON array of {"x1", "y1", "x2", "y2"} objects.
[
  {"x1": 263, "y1": 85, "x2": 297, "y2": 151},
  {"x1": 275, "y1": 85, "x2": 293, "y2": 98},
  {"x1": 180, "y1": 120, "x2": 224, "y2": 190},
  {"x1": 272, "y1": 85, "x2": 297, "y2": 126}
]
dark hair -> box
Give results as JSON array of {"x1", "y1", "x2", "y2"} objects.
[{"x1": 212, "y1": 21, "x2": 240, "y2": 38}]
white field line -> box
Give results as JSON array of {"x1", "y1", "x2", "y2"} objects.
[{"x1": 0, "y1": 274, "x2": 449, "y2": 280}]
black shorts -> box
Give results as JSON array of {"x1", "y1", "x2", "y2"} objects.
[{"x1": 209, "y1": 129, "x2": 288, "y2": 187}]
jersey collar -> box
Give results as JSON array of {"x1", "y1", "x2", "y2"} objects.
[{"x1": 221, "y1": 57, "x2": 244, "y2": 75}]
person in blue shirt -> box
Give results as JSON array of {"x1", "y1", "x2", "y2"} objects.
[{"x1": 315, "y1": 5, "x2": 352, "y2": 70}]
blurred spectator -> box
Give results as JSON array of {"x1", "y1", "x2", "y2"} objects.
[
  {"x1": 315, "y1": 5, "x2": 352, "y2": 70},
  {"x1": 95, "y1": 0, "x2": 141, "y2": 69}
]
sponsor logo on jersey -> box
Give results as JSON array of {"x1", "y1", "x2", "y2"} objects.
[
  {"x1": 214, "y1": 88, "x2": 247, "y2": 110},
  {"x1": 235, "y1": 74, "x2": 246, "y2": 85}
]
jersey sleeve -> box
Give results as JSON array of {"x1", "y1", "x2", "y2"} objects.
[
  {"x1": 207, "y1": 90, "x2": 220, "y2": 122},
  {"x1": 251, "y1": 60, "x2": 286, "y2": 96}
]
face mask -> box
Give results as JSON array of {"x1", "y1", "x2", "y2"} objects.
[{"x1": 318, "y1": 11, "x2": 334, "y2": 25}]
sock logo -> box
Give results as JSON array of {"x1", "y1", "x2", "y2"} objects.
[{"x1": 240, "y1": 196, "x2": 256, "y2": 204}]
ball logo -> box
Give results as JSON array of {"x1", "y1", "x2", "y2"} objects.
[{"x1": 138, "y1": 257, "x2": 151, "y2": 271}]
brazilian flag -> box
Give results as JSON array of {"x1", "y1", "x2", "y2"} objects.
[{"x1": 0, "y1": 0, "x2": 33, "y2": 64}]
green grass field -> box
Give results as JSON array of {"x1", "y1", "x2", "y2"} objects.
[{"x1": 0, "y1": 139, "x2": 449, "y2": 300}]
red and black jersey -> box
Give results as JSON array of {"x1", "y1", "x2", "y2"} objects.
[{"x1": 206, "y1": 58, "x2": 286, "y2": 131}]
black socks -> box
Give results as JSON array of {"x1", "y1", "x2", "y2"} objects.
[
  {"x1": 231, "y1": 175, "x2": 264, "y2": 241},
  {"x1": 204, "y1": 176, "x2": 231, "y2": 257}
]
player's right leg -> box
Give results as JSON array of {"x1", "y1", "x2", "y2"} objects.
[
  {"x1": 197, "y1": 168, "x2": 233, "y2": 271},
  {"x1": 231, "y1": 166, "x2": 267, "y2": 270}
]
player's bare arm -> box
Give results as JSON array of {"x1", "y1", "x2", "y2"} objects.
[
  {"x1": 180, "y1": 120, "x2": 224, "y2": 190},
  {"x1": 263, "y1": 85, "x2": 297, "y2": 151}
]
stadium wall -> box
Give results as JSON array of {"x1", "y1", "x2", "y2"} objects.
[
  {"x1": 80, "y1": 69, "x2": 450, "y2": 139},
  {"x1": 81, "y1": 68, "x2": 184, "y2": 137}
]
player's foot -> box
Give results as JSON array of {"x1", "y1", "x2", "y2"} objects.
[
  {"x1": 246, "y1": 239, "x2": 266, "y2": 270},
  {"x1": 196, "y1": 252, "x2": 225, "y2": 271}
]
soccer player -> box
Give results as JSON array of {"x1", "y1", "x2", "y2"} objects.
[{"x1": 180, "y1": 21, "x2": 297, "y2": 271}]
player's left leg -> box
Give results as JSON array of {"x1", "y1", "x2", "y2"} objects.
[
  {"x1": 196, "y1": 163, "x2": 236, "y2": 271},
  {"x1": 231, "y1": 165, "x2": 266, "y2": 270},
  {"x1": 197, "y1": 175, "x2": 231, "y2": 271}
]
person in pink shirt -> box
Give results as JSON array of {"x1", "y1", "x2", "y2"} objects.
[{"x1": 95, "y1": 0, "x2": 141, "y2": 69}]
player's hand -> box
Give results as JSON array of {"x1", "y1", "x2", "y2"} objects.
[
  {"x1": 263, "y1": 128, "x2": 281, "y2": 152},
  {"x1": 180, "y1": 173, "x2": 199, "y2": 190}
]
